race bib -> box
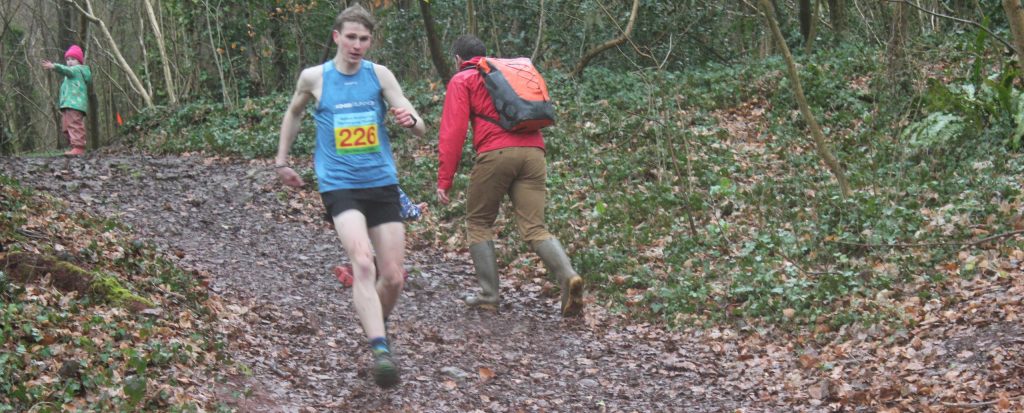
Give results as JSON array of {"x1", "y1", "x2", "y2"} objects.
[{"x1": 334, "y1": 111, "x2": 380, "y2": 155}]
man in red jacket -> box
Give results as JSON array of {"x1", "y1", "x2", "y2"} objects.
[{"x1": 435, "y1": 34, "x2": 584, "y2": 317}]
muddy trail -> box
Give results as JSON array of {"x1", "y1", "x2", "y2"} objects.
[{"x1": 2, "y1": 153, "x2": 798, "y2": 412}]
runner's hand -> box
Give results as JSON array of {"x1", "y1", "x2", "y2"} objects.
[
  {"x1": 436, "y1": 188, "x2": 449, "y2": 205},
  {"x1": 389, "y1": 107, "x2": 417, "y2": 129},
  {"x1": 276, "y1": 166, "x2": 305, "y2": 188}
]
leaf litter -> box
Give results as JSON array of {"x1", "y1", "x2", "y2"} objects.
[{"x1": 1, "y1": 148, "x2": 1021, "y2": 412}]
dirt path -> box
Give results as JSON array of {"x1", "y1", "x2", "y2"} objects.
[{"x1": 2, "y1": 154, "x2": 795, "y2": 412}]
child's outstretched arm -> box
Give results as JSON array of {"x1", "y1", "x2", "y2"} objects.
[{"x1": 41, "y1": 60, "x2": 79, "y2": 77}]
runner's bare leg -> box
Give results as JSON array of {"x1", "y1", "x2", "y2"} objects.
[{"x1": 333, "y1": 210, "x2": 385, "y2": 338}]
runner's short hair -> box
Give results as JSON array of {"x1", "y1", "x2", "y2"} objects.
[
  {"x1": 334, "y1": 4, "x2": 375, "y2": 33},
  {"x1": 452, "y1": 35, "x2": 486, "y2": 60}
]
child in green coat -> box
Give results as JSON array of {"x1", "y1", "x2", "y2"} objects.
[{"x1": 42, "y1": 44, "x2": 91, "y2": 156}]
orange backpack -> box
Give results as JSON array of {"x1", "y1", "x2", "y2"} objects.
[{"x1": 474, "y1": 57, "x2": 556, "y2": 133}]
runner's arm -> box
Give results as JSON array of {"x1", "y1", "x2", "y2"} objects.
[
  {"x1": 276, "y1": 69, "x2": 316, "y2": 166},
  {"x1": 275, "y1": 69, "x2": 316, "y2": 187},
  {"x1": 375, "y1": 65, "x2": 425, "y2": 138}
]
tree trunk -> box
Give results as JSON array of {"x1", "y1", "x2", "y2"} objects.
[
  {"x1": 201, "y1": 0, "x2": 230, "y2": 106},
  {"x1": 64, "y1": 0, "x2": 154, "y2": 108},
  {"x1": 79, "y1": 23, "x2": 100, "y2": 150},
  {"x1": 804, "y1": 0, "x2": 820, "y2": 54},
  {"x1": 886, "y1": 1, "x2": 912, "y2": 95},
  {"x1": 143, "y1": 0, "x2": 177, "y2": 104},
  {"x1": 139, "y1": 17, "x2": 154, "y2": 100},
  {"x1": 757, "y1": 0, "x2": 851, "y2": 198},
  {"x1": 1003, "y1": 0, "x2": 1024, "y2": 60},
  {"x1": 320, "y1": 32, "x2": 334, "y2": 63},
  {"x1": 56, "y1": 0, "x2": 75, "y2": 149},
  {"x1": 270, "y1": 14, "x2": 290, "y2": 91},
  {"x1": 2, "y1": 19, "x2": 35, "y2": 153},
  {"x1": 294, "y1": 7, "x2": 306, "y2": 69},
  {"x1": 771, "y1": 0, "x2": 786, "y2": 35},
  {"x1": 0, "y1": 114, "x2": 10, "y2": 154},
  {"x1": 827, "y1": 0, "x2": 845, "y2": 41},
  {"x1": 467, "y1": 0, "x2": 477, "y2": 36},
  {"x1": 58, "y1": 1, "x2": 74, "y2": 51},
  {"x1": 419, "y1": 0, "x2": 451, "y2": 83},
  {"x1": 242, "y1": 6, "x2": 263, "y2": 96},
  {"x1": 13, "y1": 73, "x2": 35, "y2": 151},
  {"x1": 799, "y1": 0, "x2": 812, "y2": 43},
  {"x1": 571, "y1": 0, "x2": 640, "y2": 78},
  {"x1": 322, "y1": 0, "x2": 350, "y2": 62},
  {"x1": 487, "y1": 2, "x2": 502, "y2": 57}
]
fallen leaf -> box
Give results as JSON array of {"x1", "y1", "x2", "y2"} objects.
[
  {"x1": 808, "y1": 383, "x2": 828, "y2": 400},
  {"x1": 479, "y1": 366, "x2": 495, "y2": 383},
  {"x1": 799, "y1": 354, "x2": 818, "y2": 369},
  {"x1": 997, "y1": 393, "x2": 1010, "y2": 410}
]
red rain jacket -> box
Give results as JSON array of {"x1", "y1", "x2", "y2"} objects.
[{"x1": 436, "y1": 57, "x2": 545, "y2": 191}]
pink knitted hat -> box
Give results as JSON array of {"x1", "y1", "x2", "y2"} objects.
[{"x1": 64, "y1": 45, "x2": 84, "y2": 63}]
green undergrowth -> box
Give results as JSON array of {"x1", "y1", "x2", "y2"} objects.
[
  {"x1": 125, "y1": 94, "x2": 312, "y2": 159},
  {"x1": 117, "y1": 38, "x2": 1024, "y2": 332},
  {"x1": 0, "y1": 176, "x2": 234, "y2": 412}
]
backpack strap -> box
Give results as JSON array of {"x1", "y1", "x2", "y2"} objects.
[
  {"x1": 472, "y1": 113, "x2": 501, "y2": 127},
  {"x1": 462, "y1": 63, "x2": 502, "y2": 127}
]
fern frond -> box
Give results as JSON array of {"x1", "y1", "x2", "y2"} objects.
[{"x1": 900, "y1": 112, "x2": 965, "y2": 149}]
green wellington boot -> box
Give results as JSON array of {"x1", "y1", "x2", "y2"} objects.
[
  {"x1": 533, "y1": 238, "x2": 585, "y2": 317},
  {"x1": 464, "y1": 241, "x2": 500, "y2": 310}
]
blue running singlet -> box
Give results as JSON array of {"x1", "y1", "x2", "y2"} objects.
[{"x1": 313, "y1": 60, "x2": 398, "y2": 192}]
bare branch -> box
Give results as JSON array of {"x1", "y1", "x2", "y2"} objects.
[
  {"x1": 830, "y1": 229, "x2": 1024, "y2": 250},
  {"x1": 530, "y1": 0, "x2": 545, "y2": 63},
  {"x1": 757, "y1": 0, "x2": 851, "y2": 197},
  {"x1": 89, "y1": 36, "x2": 143, "y2": 113},
  {"x1": 143, "y1": 0, "x2": 177, "y2": 104},
  {"x1": 570, "y1": 0, "x2": 640, "y2": 78},
  {"x1": 888, "y1": 0, "x2": 1015, "y2": 54},
  {"x1": 63, "y1": 0, "x2": 153, "y2": 107},
  {"x1": 63, "y1": 0, "x2": 99, "y2": 23},
  {"x1": 941, "y1": 395, "x2": 1024, "y2": 408},
  {"x1": 847, "y1": 0, "x2": 882, "y2": 46},
  {"x1": 658, "y1": 34, "x2": 674, "y2": 71}
]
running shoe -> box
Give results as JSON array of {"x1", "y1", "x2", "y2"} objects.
[{"x1": 371, "y1": 350, "x2": 400, "y2": 388}]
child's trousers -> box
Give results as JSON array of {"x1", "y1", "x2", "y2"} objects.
[{"x1": 61, "y1": 109, "x2": 86, "y2": 148}]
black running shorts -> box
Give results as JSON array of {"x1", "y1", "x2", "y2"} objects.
[{"x1": 320, "y1": 185, "x2": 402, "y2": 228}]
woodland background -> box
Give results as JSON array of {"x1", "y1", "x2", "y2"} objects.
[
  {"x1": 2, "y1": 0, "x2": 1024, "y2": 410},
  {"x1": 3, "y1": 0, "x2": 988, "y2": 152}
]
